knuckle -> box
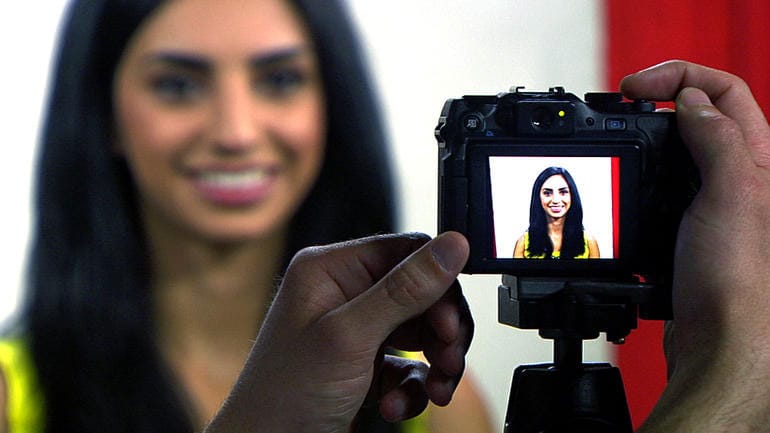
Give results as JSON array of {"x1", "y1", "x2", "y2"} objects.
[
  {"x1": 728, "y1": 74, "x2": 751, "y2": 93},
  {"x1": 287, "y1": 244, "x2": 332, "y2": 270},
  {"x1": 383, "y1": 264, "x2": 429, "y2": 310}
]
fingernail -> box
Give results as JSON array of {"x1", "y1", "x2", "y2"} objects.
[{"x1": 431, "y1": 233, "x2": 467, "y2": 273}]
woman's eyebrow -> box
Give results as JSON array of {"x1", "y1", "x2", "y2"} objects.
[
  {"x1": 142, "y1": 52, "x2": 211, "y2": 72},
  {"x1": 139, "y1": 46, "x2": 310, "y2": 71},
  {"x1": 249, "y1": 46, "x2": 309, "y2": 67}
]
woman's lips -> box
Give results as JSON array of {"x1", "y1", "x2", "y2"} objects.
[{"x1": 193, "y1": 168, "x2": 277, "y2": 206}]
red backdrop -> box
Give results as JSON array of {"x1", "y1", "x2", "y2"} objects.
[{"x1": 605, "y1": 1, "x2": 770, "y2": 429}]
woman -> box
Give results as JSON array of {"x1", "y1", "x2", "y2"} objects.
[
  {"x1": 0, "y1": 1, "x2": 491, "y2": 432},
  {"x1": 513, "y1": 166, "x2": 599, "y2": 259}
]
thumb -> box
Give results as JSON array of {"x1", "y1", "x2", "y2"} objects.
[
  {"x1": 336, "y1": 231, "x2": 469, "y2": 343},
  {"x1": 675, "y1": 87, "x2": 748, "y2": 182}
]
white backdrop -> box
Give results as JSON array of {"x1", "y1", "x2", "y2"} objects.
[
  {"x1": 0, "y1": 2, "x2": 68, "y2": 325},
  {"x1": 343, "y1": 1, "x2": 613, "y2": 426},
  {"x1": 1, "y1": 1, "x2": 612, "y2": 428}
]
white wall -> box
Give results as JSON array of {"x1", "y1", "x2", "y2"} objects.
[
  {"x1": 343, "y1": 1, "x2": 612, "y2": 427},
  {"x1": 0, "y1": 1, "x2": 70, "y2": 325},
  {"x1": 1, "y1": 0, "x2": 613, "y2": 428}
]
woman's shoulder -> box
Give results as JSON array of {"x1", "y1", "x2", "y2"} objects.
[
  {"x1": 0, "y1": 335, "x2": 35, "y2": 378},
  {"x1": 0, "y1": 334, "x2": 46, "y2": 433},
  {"x1": 582, "y1": 230, "x2": 600, "y2": 246}
]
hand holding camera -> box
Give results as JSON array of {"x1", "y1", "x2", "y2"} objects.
[
  {"x1": 436, "y1": 60, "x2": 770, "y2": 432},
  {"x1": 623, "y1": 61, "x2": 770, "y2": 433}
]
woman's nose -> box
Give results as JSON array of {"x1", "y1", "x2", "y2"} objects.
[{"x1": 212, "y1": 79, "x2": 260, "y2": 151}]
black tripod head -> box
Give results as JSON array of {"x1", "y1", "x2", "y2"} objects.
[
  {"x1": 498, "y1": 275, "x2": 670, "y2": 433},
  {"x1": 498, "y1": 274, "x2": 670, "y2": 344}
]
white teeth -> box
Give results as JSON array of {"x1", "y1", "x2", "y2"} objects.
[{"x1": 200, "y1": 169, "x2": 268, "y2": 188}]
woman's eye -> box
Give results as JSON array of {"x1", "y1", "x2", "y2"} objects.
[
  {"x1": 254, "y1": 67, "x2": 307, "y2": 97},
  {"x1": 149, "y1": 74, "x2": 205, "y2": 104}
]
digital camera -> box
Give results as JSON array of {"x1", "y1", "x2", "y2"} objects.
[{"x1": 436, "y1": 87, "x2": 698, "y2": 295}]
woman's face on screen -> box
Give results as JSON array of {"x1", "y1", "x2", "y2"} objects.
[
  {"x1": 112, "y1": 0, "x2": 326, "y2": 243},
  {"x1": 540, "y1": 174, "x2": 571, "y2": 220}
]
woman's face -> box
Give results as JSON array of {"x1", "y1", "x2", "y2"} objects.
[
  {"x1": 539, "y1": 174, "x2": 571, "y2": 220},
  {"x1": 113, "y1": 0, "x2": 325, "y2": 243}
]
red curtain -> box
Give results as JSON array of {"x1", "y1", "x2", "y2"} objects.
[{"x1": 605, "y1": 1, "x2": 770, "y2": 429}]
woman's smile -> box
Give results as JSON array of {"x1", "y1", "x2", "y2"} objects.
[
  {"x1": 548, "y1": 204, "x2": 566, "y2": 214},
  {"x1": 192, "y1": 166, "x2": 278, "y2": 207}
]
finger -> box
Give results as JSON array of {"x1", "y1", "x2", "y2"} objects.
[
  {"x1": 385, "y1": 280, "x2": 467, "y2": 351},
  {"x1": 385, "y1": 285, "x2": 472, "y2": 407},
  {"x1": 619, "y1": 60, "x2": 770, "y2": 154},
  {"x1": 423, "y1": 285, "x2": 473, "y2": 378},
  {"x1": 337, "y1": 231, "x2": 470, "y2": 345},
  {"x1": 619, "y1": 60, "x2": 756, "y2": 119},
  {"x1": 424, "y1": 281, "x2": 469, "y2": 345},
  {"x1": 278, "y1": 232, "x2": 431, "y2": 322},
  {"x1": 674, "y1": 87, "x2": 750, "y2": 181},
  {"x1": 323, "y1": 233, "x2": 433, "y2": 302},
  {"x1": 425, "y1": 361, "x2": 464, "y2": 407},
  {"x1": 377, "y1": 356, "x2": 429, "y2": 422},
  {"x1": 423, "y1": 297, "x2": 472, "y2": 407},
  {"x1": 384, "y1": 289, "x2": 472, "y2": 382}
]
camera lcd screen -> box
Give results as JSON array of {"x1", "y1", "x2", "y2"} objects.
[
  {"x1": 464, "y1": 142, "x2": 640, "y2": 276},
  {"x1": 490, "y1": 155, "x2": 617, "y2": 259}
]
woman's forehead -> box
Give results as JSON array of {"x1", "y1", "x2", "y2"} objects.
[
  {"x1": 126, "y1": 0, "x2": 312, "y2": 59},
  {"x1": 542, "y1": 174, "x2": 568, "y2": 189}
]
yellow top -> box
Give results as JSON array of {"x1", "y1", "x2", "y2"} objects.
[
  {"x1": 0, "y1": 338, "x2": 426, "y2": 433},
  {"x1": 521, "y1": 231, "x2": 590, "y2": 259},
  {"x1": 400, "y1": 408, "x2": 429, "y2": 433},
  {"x1": 0, "y1": 337, "x2": 45, "y2": 433}
]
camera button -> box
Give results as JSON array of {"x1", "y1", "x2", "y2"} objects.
[
  {"x1": 463, "y1": 114, "x2": 484, "y2": 131},
  {"x1": 605, "y1": 118, "x2": 627, "y2": 131}
]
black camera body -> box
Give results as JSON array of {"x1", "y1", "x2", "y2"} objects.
[{"x1": 436, "y1": 87, "x2": 698, "y2": 321}]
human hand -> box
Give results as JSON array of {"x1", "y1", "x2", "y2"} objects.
[
  {"x1": 203, "y1": 231, "x2": 471, "y2": 433},
  {"x1": 622, "y1": 60, "x2": 770, "y2": 431}
]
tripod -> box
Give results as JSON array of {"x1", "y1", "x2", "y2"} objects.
[
  {"x1": 503, "y1": 336, "x2": 631, "y2": 433},
  {"x1": 498, "y1": 275, "x2": 664, "y2": 433}
]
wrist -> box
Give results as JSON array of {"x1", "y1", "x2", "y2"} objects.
[{"x1": 640, "y1": 346, "x2": 770, "y2": 432}]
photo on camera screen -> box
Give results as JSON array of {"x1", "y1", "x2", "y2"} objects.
[{"x1": 489, "y1": 156, "x2": 618, "y2": 260}]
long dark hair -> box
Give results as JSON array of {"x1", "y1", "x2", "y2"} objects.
[
  {"x1": 526, "y1": 166, "x2": 585, "y2": 259},
  {"x1": 22, "y1": 1, "x2": 396, "y2": 432}
]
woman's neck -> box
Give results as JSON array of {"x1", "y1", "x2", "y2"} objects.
[
  {"x1": 547, "y1": 217, "x2": 565, "y2": 235},
  {"x1": 149, "y1": 225, "x2": 287, "y2": 350},
  {"x1": 146, "y1": 221, "x2": 288, "y2": 425}
]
